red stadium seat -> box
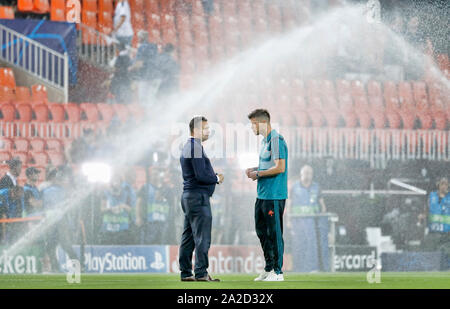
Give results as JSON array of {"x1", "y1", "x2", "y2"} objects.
[
  {"x1": 0, "y1": 138, "x2": 13, "y2": 151},
  {"x1": 83, "y1": 0, "x2": 97, "y2": 12},
  {"x1": 14, "y1": 138, "x2": 29, "y2": 152},
  {"x1": 34, "y1": 104, "x2": 50, "y2": 122},
  {"x1": 18, "y1": 0, "x2": 34, "y2": 12},
  {"x1": 336, "y1": 80, "x2": 351, "y2": 98},
  {"x1": 412, "y1": 81, "x2": 428, "y2": 104},
  {"x1": 400, "y1": 109, "x2": 416, "y2": 130},
  {"x1": 48, "y1": 103, "x2": 66, "y2": 122},
  {"x1": 341, "y1": 110, "x2": 358, "y2": 128},
  {"x1": 145, "y1": 0, "x2": 159, "y2": 15},
  {"x1": 323, "y1": 110, "x2": 340, "y2": 128},
  {"x1": 386, "y1": 110, "x2": 401, "y2": 129},
  {"x1": 98, "y1": 10, "x2": 113, "y2": 34},
  {"x1": 385, "y1": 97, "x2": 400, "y2": 112},
  {"x1": 97, "y1": 103, "x2": 115, "y2": 125},
  {"x1": 30, "y1": 138, "x2": 46, "y2": 152},
  {"x1": 367, "y1": 80, "x2": 382, "y2": 98},
  {"x1": 371, "y1": 108, "x2": 386, "y2": 129},
  {"x1": 33, "y1": 0, "x2": 50, "y2": 13},
  {"x1": 338, "y1": 95, "x2": 353, "y2": 111},
  {"x1": 11, "y1": 151, "x2": 29, "y2": 164},
  {"x1": 46, "y1": 139, "x2": 64, "y2": 153},
  {"x1": 159, "y1": 0, "x2": 174, "y2": 15},
  {"x1": 369, "y1": 96, "x2": 384, "y2": 111},
  {"x1": 65, "y1": 103, "x2": 81, "y2": 122},
  {"x1": 15, "y1": 86, "x2": 31, "y2": 102},
  {"x1": 308, "y1": 96, "x2": 323, "y2": 109},
  {"x1": 99, "y1": 0, "x2": 113, "y2": 13},
  {"x1": 161, "y1": 14, "x2": 177, "y2": 46},
  {"x1": 350, "y1": 80, "x2": 366, "y2": 98},
  {"x1": 307, "y1": 109, "x2": 324, "y2": 127},
  {"x1": 0, "y1": 151, "x2": 11, "y2": 162},
  {"x1": 357, "y1": 111, "x2": 372, "y2": 129},
  {"x1": 383, "y1": 81, "x2": 398, "y2": 101},
  {"x1": 0, "y1": 68, "x2": 16, "y2": 90},
  {"x1": 354, "y1": 96, "x2": 369, "y2": 112},
  {"x1": 50, "y1": 0, "x2": 65, "y2": 22},
  {"x1": 306, "y1": 80, "x2": 321, "y2": 101},
  {"x1": 31, "y1": 84, "x2": 48, "y2": 102},
  {"x1": 398, "y1": 81, "x2": 414, "y2": 107},
  {"x1": 267, "y1": 3, "x2": 283, "y2": 33},
  {"x1": 0, "y1": 86, "x2": 15, "y2": 102},
  {"x1": 82, "y1": 10, "x2": 97, "y2": 44},
  {"x1": 47, "y1": 151, "x2": 65, "y2": 166},
  {"x1": 80, "y1": 103, "x2": 99, "y2": 122},
  {"x1": 0, "y1": 6, "x2": 15, "y2": 19},
  {"x1": 16, "y1": 103, "x2": 33, "y2": 122},
  {"x1": 29, "y1": 152, "x2": 48, "y2": 166},
  {"x1": 418, "y1": 112, "x2": 433, "y2": 130}
]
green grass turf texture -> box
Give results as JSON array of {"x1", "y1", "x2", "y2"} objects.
[{"x1": 0, "y1": 272, "x2": 449, "y2": 289}]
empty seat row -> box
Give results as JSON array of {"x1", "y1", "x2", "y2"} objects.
[
  {"x1": 0, "y1": 149, "x2": 65, "y2": 166},
  {"x1": 0, "y1": 137, "x2": 64, "y2": 153}
]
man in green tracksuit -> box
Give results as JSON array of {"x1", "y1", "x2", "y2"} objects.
[{"x1": 246, "y1": 109, "x2": 288, "y2": 282}]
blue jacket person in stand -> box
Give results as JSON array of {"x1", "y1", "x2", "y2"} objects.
[{"x1": 179, "y1": 116, "x2": 224, "y2": 282}]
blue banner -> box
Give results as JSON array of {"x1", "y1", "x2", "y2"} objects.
[
  {"x1": 0, "y1": 19, "x2": 77, "y2": 84},
  {"x1": 57, "y1": 245, "x2": 169, "y2": 273}
]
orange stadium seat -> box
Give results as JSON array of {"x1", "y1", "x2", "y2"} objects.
[
  {"x1": 0, "y1": 86, "x2": 15, "y2": 102},
  {"x1": 34, "y1": 104, "x2": 50, "y2": 122},
  {"x1": 371, "y1": 108, "x2": 386, "y2": 129},
  {"x1": 386, "y1": 110, "x2": 401, "y2": 129},
  {"x1": 341, "y1": 110, "x2": 358, "y2": 128},
  {"x1": 191, "y1": 0, "x2": 204, "y2": 16},
  {"x1": 433, "y1": 112, "x2": 447, "y2": 130},
  {"x1": 322, "y1": 96, "x2": 338, "y2": 110},
  {"x1": 16, "y1": 103, "x2": 33, "y2": 122},
  {"x1": 383, "y1": 81, "x2": 398, "y2": 101},
  {"x1": 18, "y1": 0, "x2": 34, "y2": 12},
  {"x1": 29, "y1": 151, "x2": 48, "y2": 166},
  {"x1": 0, "y1": 151, "x2": 11, "y2": 162},
  {"x1": 1, "y1": 103, "x2": 16, "y2": 122},
  {"x1": 208, "y1": 15, "x2": 225, "y2": 62},
  {"x1": 98, "y1": 11, "x2": 113, "y2": 34},
  {"x1": 321, "y1": 80, "x2": 337, "y2": 98},
  {"x1": 65, "y1": 103, "x2": 81, "y2": 122},
  {"x1": 145, "y1": 0, "x2": 160, "y2": 15},
  {"x1": 33, "y1": 0, "x2": 50, "y2": 13},
  {"x1": 82, "y1": 10, "x2": 97, "y2": 44},
  {"x1": 367, "y1": 80, "x2": 382, "y2": 98},
  {"x1": 385, "y1": 97, "x2": 400, "y2": 112},
  {"x1": 307, "y1": 109, "x2": 324, "y2": 127},
  {"x1": 11, "y1": 151, "x2": 29, "y2": 164},
  {"x1": 31, "y1": 84, "x2": 48, "y2": 102},
  {"x1": 369, "y1": 96, "x2": 384, "y2": 111},
  {"x1": 159, "y1": 0, "x2": 174, "y2": 15},
  {"x1": 357, "y1": 111, "x2": 372, "y2": 129},
  {"x1": 0, "y1": 68, "x2": 16, "y2": 89},
  {"x1": 0, "y1": 138, "x2": 13, "y2": 151},
  {"x1": 14, "y1": 86, "x2": 31, "y2": 102},
  {"x1": 30, "y1": 138, "x2": 45, "y2": 152},
  {"x1": 47, "y1": 151, "x2": 65, "y2": 165},
  {"x1": 14, "y1": 138, "x2": 29, "y2": 152},
  {"x1": 267, "y1": 3, "x2": 283, "y2": 33},
  {"x1": 222, "y1": 0, "x2": 236, "y2": 18},
  {"x1": 48, "y1": 103, "x2": 66, "y2": 122},
  {"x1": 398, "y1": 81, "x2": 414, "y2": 107},
  {"x1": 281, "y1": 0, "x2": 299, "y2": 30},
  {"x1": 161, "y1": 14, "x2": 177, "y2": 45},
  {"x1": 80, "y1": 103, "x2": 99, "y2": 122},
  {"x1": 412, "y1": 81, "x2": 428, "y2": 103},
  {"x1": 400, "y1": 109, "x2": 416, "y2": 130},
  {"x1": 350, "y1": 80, "x2": 366, "y2": 98},
  {"x1": 338, "y1": 95, "x2": 353, "y2": 111},
  {"x1": 417, "y1": 112, "x2": 433, "y2": 130},
  {"x1": 336, "y1": 80, "x2": 351, "y2": 98},
  {"x1": 50, "y1": 0, "x2": 65, "y2": 22},
  {"x1": 0, "y1": 6, "x2": 15, "y2": 19},
  {"x1": 323, "y1": 110, "x2": 340, "y2": 128},
  {"x1": 99, "y1": 0, "x2": 113, "y2": 13},
  {"x1": 46, "y1": 139, "x2": 63, "y2": 153},
  {"x1": 83, "y1": 0, "x2": 97, "y2": 12},
  {"x1": 306, "y1": 80, "x2": 321, "y2": 101},
  {"x1": 97, "y1": 103, "x2": 115, "y2": 125},
  {"x1": 436, "y1": 53, "x2": 449, "y2": 76},
  {"x1": 354, "y1": 96, "x2": 369, "y2": 112}
]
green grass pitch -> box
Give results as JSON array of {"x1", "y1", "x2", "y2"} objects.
[{"x1": 0, "y1": 272, "x2": 449, "y2": 289}]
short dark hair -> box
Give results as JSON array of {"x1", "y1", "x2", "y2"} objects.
[
  {"x1": 189, "y1": 116, "x2": 208, "y2": 134},
  {"x1": 248, "y1": 109, "x2": 270, "y2": 121}
]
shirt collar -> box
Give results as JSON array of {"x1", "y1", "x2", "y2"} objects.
[
  {"x1": 264, "y1": 129, "x2": 276, "y2": 143},
  {"x1": 6, "y1": 172, "x2": 17, "y2": 185}
]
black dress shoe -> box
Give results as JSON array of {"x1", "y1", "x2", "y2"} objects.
[
  {"x1": 181, "y1": 276, "x2": 196, "y2": 282},
  {"x1": 196, "y1": 275, "x2": 220, "y2": 282}
]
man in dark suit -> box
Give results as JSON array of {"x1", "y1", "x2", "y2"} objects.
[
  {"x1": 0, "y1": 158, "x2": 22, "y2": 189},
  {"x1": 179, "y1": 116, "x2": 224, "y2": 282}
]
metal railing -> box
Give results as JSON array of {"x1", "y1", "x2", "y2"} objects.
[
  {"x1": 77, "y1": 23, "x2": 116, "y2": 69},
  {"x1": 284, "y1": 127, "x2": 449, "y2": 164},
  {"x1": 0, "y1": 23, "x2": 69, "y2": 102}
]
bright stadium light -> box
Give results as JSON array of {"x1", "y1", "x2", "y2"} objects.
[
  {"x1": 238, "y1": 153, "x2": 259, "y2": 170},
  {"x1": 81, "y1": 162, "x2": 112, "y2": 184}
]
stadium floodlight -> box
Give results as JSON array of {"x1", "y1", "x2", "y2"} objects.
[
  {"x1": 238, "y1": 152, "x2": 259, "y2": 170},
  {"x1": 81, "y1": 162, "x2": 112, "y2": 184}
]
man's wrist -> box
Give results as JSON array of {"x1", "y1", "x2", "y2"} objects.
[{"x1": 216, "y1": 174, "x2": 220, "y2": 184}]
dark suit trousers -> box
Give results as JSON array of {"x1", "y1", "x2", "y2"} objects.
[{"x1": 179, "y1": 191, "x2": 212, "y2": 279}]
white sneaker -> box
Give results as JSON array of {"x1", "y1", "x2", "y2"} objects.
[
  {"x1": 254, "y1": 270, "x2": 272, "y2": 281},
  {"x1": 263, "y1": 272, "x2": 284, "y2": 282}
]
